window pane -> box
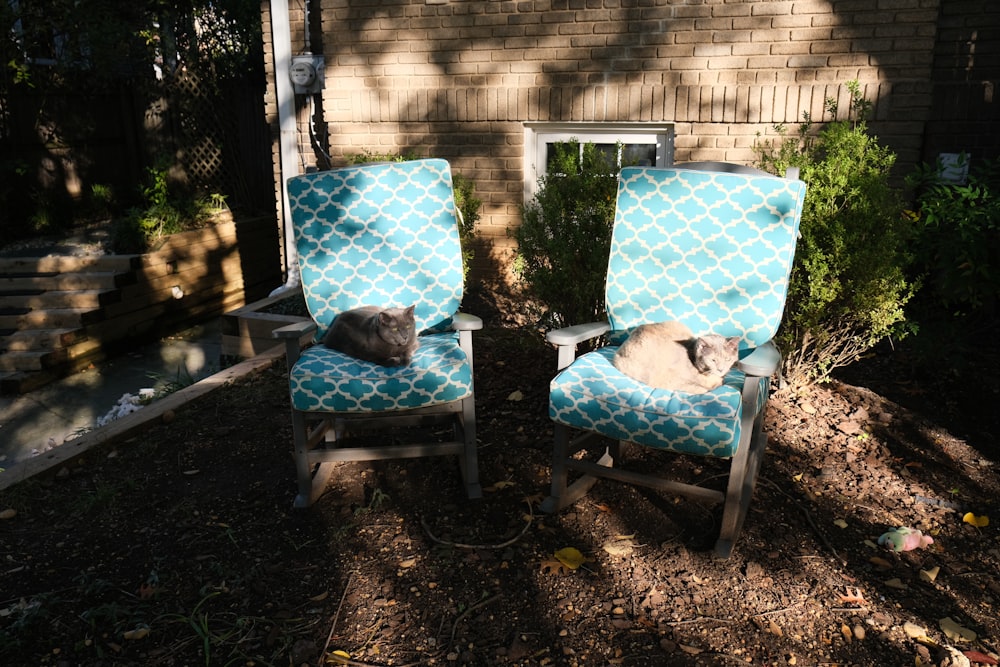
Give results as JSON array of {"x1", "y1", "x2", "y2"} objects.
[{"x1": 622, "y1": 144, "x2": 657, "y2": 167}]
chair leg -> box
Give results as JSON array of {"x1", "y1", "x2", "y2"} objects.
[
  {"x1": 714, "y1": 385, "x2": 769, "y2": 558},
  {"x1": 291, "y1": 411, "x2": 336, "y2": 509},
  {"x1": 540, "y1": 426, "x2": 614, "y2": 513},
  {"x1": 458, "y1": 396, "x2": 482, "y2": 499}
]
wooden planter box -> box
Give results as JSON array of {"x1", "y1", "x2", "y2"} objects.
[{"x1": 220, "y1": 289, "x2": 312, "y2": 359}]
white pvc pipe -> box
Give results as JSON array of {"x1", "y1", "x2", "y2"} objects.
[{"x1": 269, "y1": 0, "x2": 301, "y2": 296}]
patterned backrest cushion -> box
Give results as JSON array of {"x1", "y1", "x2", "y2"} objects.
[
  {"x1": 286, "y1": 159, "x2": 464, "y2": 336},
  {"x1": 606, "y1": 166, "x2": 806, "y2": 347}
]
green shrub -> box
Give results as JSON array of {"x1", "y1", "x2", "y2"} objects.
[
  {"x1": 513, "y1": 141, "x2": 619, "y2": 328},
  {"x1": 754, "y1": 81, "x2": 917, "y2": 386},
  {"x1": 108, "y1": 160, "x2": 227, "y2": 253},
  {"x1": 906, "y1": 155, "x2": 1000, "y2": 318}
]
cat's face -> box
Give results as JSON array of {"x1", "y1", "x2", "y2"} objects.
[
  {"x1": 693, "y1": 335, "x2": 739, "y2": 375},
  {"x1": 377, "y1": 306, "x2": 415, "y2": 346}
]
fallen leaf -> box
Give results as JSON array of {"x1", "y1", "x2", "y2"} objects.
[
  {"x1": 837, "y1": 587, "x2": 866, "y2": 605},
  {"x1": 539, "y1": 559, "x2": 572, "y2": 575},
  {"x1": 939, "y1": 616, "x2": 977, "y2": 642},
  {"x1": 833, "y1": 519, "x2": 848, "y2": 529},
  {"x1": 963, "y1": 512, "x2": 989, "y2": 528},
  {"x1": 310, "y1": 591, "x2": 330, "y2": 602},
  {"x1": 123, "y1": 627, "x2": 149, "y2": 640},
  {"x1": 326, "y1": 649, "x2": 351, "y2": 664},
  {"x1": 679, "y1": 644, "x2": 703, "y2": 655},
  {"x1": 903, "y1": 621, "x2": 927, "y2": 638},
  {"x1": 484, "y1": 480, "x2": 515, "y2": 492},
  {"x1": 919, "y1": 566, "x2": 940, "y2": 583},
  {"x1": 840, "y1": 623, "x2": 853, "y2": 643},
  {"x1": 602, "y1": 538, "x2": 636, "y2": 557},
  {"x1": 869, "y1": 556, "x2": 893, "y2": 570},
  {"x1": 884, "y1": 578, "x2": 907, "y2": 590},
  {"x1": 506, "y1": 390, "x2": 524, "y2": 401},
  {"x1": 554, "y1": 547, "x2": 587, "y2": 570},
  {"x1": 963, "y1": 649, "x2": 999, "y2": 665},
  {"x1": 0, "y1": 509, "x2": 16, "y2": 520}
]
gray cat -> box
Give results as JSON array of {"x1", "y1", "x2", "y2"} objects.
[
  {"x1": 323, "y1": 305, "x2": 418, "y2": 366},
  {"x1": 612, "y1": 320, "x2": 739, "y2": 393}
]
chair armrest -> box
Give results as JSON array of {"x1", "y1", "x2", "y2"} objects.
[
  {"x1": 546, "y1": 321, "x2": 611, "y2": 370},
  {"x1": 273, "y1": 320, "x2": 317, "y2": 368},
  {"x1": 737, "y1": 341, "x2": 781, "y2": 377},
  {"x1": 452, "y1": 312, "x2": 483, "y2": 331},
  {"x1": 273, "y1": 320, "x2": 317, "y2": 339},
  {"x1": 545, "y1": 321, "x2": 610, "y2": 347}
]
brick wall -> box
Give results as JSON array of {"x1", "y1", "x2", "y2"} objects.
[
  {"x1": 264, "y1": 0, "x2": 956, "y2": 281},
  {"x1": 924, "y1": 0, "x2": 1000, "y2": 162}
]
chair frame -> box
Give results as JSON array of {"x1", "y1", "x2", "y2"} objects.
[
  {"x1": 275, "y1": 315, "x2": 482, "y2": 509},
  {"x1": 539, "y1": 163, "x2": 802, "y2": 559}
]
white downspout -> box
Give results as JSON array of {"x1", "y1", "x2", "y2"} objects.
[{"x1": 269, "y1": 0, "x2": 301, "y2": 296}]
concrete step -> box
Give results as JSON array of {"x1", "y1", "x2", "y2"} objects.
[
  {"x1": 0, "y1": 272, "x2": 128, "y2": 291},
  {"x1": 1, "y1": 328, "x2": 88, "y2": 352},
  {"x1": 0, "y1": 307, "x2": 101, "y2": 329},
  {"x1": 0, "y1": 289, "x2": 120, "y2": 309}
]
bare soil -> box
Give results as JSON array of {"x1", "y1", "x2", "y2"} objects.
[{"x1": 1, "y1": 325, "x2": 998, "y2": 667}]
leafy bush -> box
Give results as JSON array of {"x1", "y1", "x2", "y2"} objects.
[
  {"x1": 906, "y1": 155, "x2": 1000, "y2": 318},
  {"x1": 754, "y1": 81, "x2": 917, "y2": 386},
  {"x1": 513, "y1": 141, "x2": 619, "y2": 327},
  {"x1": 109, "y1": 160, "x2": 227, "y2": 253}
]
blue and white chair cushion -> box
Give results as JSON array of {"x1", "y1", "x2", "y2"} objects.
[
  {"x1": 549, "y1": 347, "x2": 766, "y2": 458},
  {"x1": 290, "y1": 332, "x2": 472, "y2": 413}
]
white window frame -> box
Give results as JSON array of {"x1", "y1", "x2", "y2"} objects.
[{"x1": 523, "y1": 122, "x2": 675, "y2": 202}]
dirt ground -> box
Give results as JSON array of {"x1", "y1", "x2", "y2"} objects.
[{"x1": 1, "y1": 324, "x2": 998, "y2": 667}]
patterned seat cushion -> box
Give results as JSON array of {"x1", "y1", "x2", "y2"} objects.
[
  {"x1": 549, "y1": 346, "x2": 768, "y2": 458},
  {"x1": 290, "y1": 332, "x2": 472, "y2": 413}
]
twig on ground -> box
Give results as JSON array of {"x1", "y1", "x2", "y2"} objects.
[
  {"x1": 421, "y1": 501, "x2": 533, "y2": 550},
  {"x1": 318, "y1": 572, "x2": 355, "y2": 667},
  {"x1": 448, "y1": 593, "x2": 503, "y2": 650}
]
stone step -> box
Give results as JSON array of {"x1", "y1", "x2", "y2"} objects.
[
  {"x1": 0, "y1": 307, "x2": 101, "y2": 330},
  {"x1": 1, "y1": 328, "x2": 88, "y2": 352},
  {"x1": 0, "y1": 289, "x2": 120, "y2": 310},
  {"x1": 0, "y1": 254, "x2": 139, "y2": 274},
  {"x1": 0, "y1": 272, "x2": 128, "y2": 291}
]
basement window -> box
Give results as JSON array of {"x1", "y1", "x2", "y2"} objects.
[{"x1": 523, "y1": 123, "x2": 675, "y2": 201}]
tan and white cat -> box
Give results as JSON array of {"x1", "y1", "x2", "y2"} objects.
[
  {"x1": 323, "y1": 305, "x2": 418, "y2": 366},
  {"x1": 612, "y1": 321, "x2": 739, "y2": 393}
]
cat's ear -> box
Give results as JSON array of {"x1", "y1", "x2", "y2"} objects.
[
  {"x1": 404, "y1": 305, "x2": 415, "y2": 317},
  {"x1": 726, "y1": 337, "x2": 740, "y2": 353},
  {"x1": 378, "y1": 311, "x2": 392, "y2": 325}
]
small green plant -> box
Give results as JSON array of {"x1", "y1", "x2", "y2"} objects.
[
  {"x1": 754, "y1": 80, "x2": 917, "y2": 386},
  {"x1": 513, "y1": 140, "x2": 619, "y2": 328},
  {"x1": 906, "y1": 154, "x2": 1000, "y2": 317},
  {"x1": 356, "y1": 487, "x2": 390, "y2": 515}
]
